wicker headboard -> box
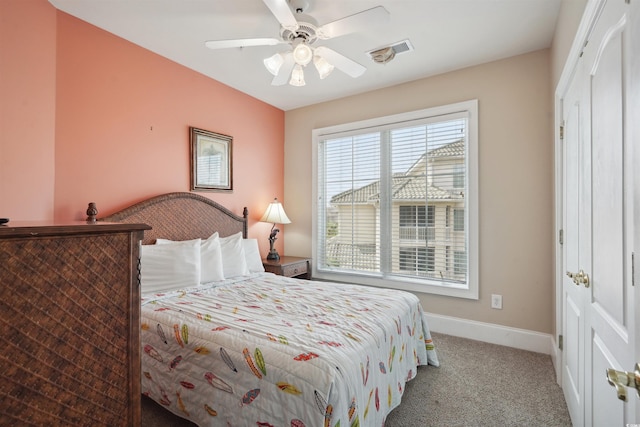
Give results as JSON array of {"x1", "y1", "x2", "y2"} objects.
[{"x1": 100, "y1": 192, "x2": 248, "y2": 244}]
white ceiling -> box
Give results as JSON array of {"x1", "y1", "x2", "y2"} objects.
[{"x1": 48, "y1": 0, "x2": 561, "y2": 111}]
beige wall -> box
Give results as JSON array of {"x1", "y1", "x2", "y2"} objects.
[{"x1": 284, "y1": 49, "x2": 554, "y2": 333}]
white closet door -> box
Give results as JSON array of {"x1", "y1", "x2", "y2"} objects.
[
  {"x1": 561, "y1": 57, "x2": 586, "y2": 426},
  {"x1": 560, "y1": 0, "x2": 637, "y2": 424},
  {"x1": 632, "y1": 0, "x2": 640, "y2": 422},
  {"x1": 583, "y1": 0, "x2": 635, "y2": 424}
]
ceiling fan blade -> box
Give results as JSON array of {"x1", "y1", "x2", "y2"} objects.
[
  {"x1": 317, "y1": 6, "x2": 390, "y2": 40},
  {"x1": 271, "y1": 52, "x2": 295, "y2": 86},
  {"x1": 262, "y1": 0, "x2": 299, "y2": 32},
  {"x1": 205, "y1": 38, "x2": 283, "y2": 49},
  {"x1": 314, "y1": 46, "x2": 366, "y2": 78}
]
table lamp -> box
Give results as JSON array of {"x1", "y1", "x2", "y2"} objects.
[{"x1": 260, "y1": 198, "x2": 291, "y2": 260}]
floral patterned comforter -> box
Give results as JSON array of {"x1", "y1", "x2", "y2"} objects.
[{"x1": 141, "y1": 273, "x2": 439, "y2": 427}]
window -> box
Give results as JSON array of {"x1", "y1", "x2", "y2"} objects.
[
  {"x1": 454, "y1": 251, "x2": 467, "y2": 275},
  {"x1": 453, "y1": 164, "x2": 465, "y2": 189},
  {"x1": 399, "y1": 247, "x2": 427, "y2": 272},
  {"x1": 399, "y1": 206, "x2": 431, "y2": 240},
  {"x1": 313, "y1": 100, "x2": 478, "y2": 299},
  {"x1": 454, "y1": 208, "x2": 465, "y2": 231}
]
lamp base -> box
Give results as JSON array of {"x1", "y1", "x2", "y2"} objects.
[{"x1": 266, "y1": 250, "x2": 280, "y2": 261}]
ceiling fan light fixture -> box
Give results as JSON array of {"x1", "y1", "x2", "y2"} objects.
[
  {"x1": 313, "y1": 55, "x2": 334, "y2": 79},
  {"x1": 205, "y1": 0, "x2": 389, "y2": 87},
  {"x1": 264, "y1": 53, "x2": 284, "y2": 76},
  {"x1": 289, "y1": 64, "x2": 306, "y2": 86},
  {"x1": 292, "y1": 42, "x2": 313, "y2": 66}
]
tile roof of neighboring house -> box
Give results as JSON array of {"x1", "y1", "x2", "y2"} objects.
[
  {"x1": 331, "y1": 181, "x2": 381, "y2": 204},
  {"x1": 330, "y1": 139, "x2": 465, "y2": 204},
  {"x1": 428, "y1": 139, "x2": 465, "y2": 158},
  {"x1": 392, "y1": 176, "x2": 460, "y2": 201},
  {"x1": 331, "y1": 175, "x2": 463, "y2": 204}
]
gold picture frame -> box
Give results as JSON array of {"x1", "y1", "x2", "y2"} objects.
[{"x1": 190, "y1": 127, "x2": 233, "y2": 192}]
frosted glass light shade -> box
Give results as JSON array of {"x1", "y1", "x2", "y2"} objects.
[
  {"x1": 313, "y1": 55, "x2": 334, "y2": 79},
  {"x1": 289, "y1": 64, "x2": 306, "y2": 87},
  {"x1": 292, "y1": 43, "x2": 313, "y2": 66},
  {"x1": 264, "y1": 53, "x2": 284, "y2": 76}
]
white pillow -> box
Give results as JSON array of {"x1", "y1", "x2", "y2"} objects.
[
  {"x1": 156, "y1": 234, "x2": 225, "y2": 283},
  {"x1": 219, "y1": 232, "x2": 250, "y2": 278},
  {"x1": 200, "y1": 233, "x2": 225, "y2": 282},
  {"x1": 242, "y1": 238, "x2": 265, "y2": 273},
  {"x1": 140, "y1": 239, "x2": 201, "y2": 293}
]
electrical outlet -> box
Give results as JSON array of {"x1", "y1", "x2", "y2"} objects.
[{"x1": 491, "y1": 294, "x2": 503, "y2": 309}]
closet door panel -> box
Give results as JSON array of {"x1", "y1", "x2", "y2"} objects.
[
  {"x1": 582, "y1": 0, "x2": 635, "y2": 423},
  {"x1": 589, "y1": 21, "x2": 625, "y2": 327},
  {"x1": 561, "y1": 64, "x2": 585, "y2": 426}
]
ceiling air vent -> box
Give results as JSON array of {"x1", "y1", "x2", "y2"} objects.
[{"x1": 368, "y1": 39, "x2": 414, "y2": 64}]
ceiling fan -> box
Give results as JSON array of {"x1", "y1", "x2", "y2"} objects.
[{"x1": 204, "y1": 0, "x2": 390, "y2": 87}]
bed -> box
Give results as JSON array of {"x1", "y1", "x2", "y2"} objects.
[{"x1": 102, "y1": 192, "x2": 439, "y2": 427}]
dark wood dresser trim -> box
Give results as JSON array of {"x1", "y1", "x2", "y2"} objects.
[{"x1": 0, "y1": 221, "x2": 149, "y2": 238}]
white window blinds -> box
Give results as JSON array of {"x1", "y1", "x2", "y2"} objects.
[{"x1": 313, "y1": 100, "x2": 478, "y2": 298}]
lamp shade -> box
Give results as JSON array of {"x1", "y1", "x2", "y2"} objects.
[
  {"x1": 289, "y1": 64, "x2": 306, "y2": 87},
  {"x1": 292, "y1": 42, "x2": 313, "y2": 66},
  {"x1": 260, "y1": 198, "x2": 291, "y2": 224},
  {"x1": 264, "y1": 53, "x2": 284, "y2": 76},
  {"x1": 313, "y1": 55, "x2": 334, "y2": 79}
]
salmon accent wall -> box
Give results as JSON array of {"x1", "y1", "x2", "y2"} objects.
[
  {"x1": 53, "y1": 9, "x2": 285, "y2": 254},
  {"x1": 0, "y1": 0, "x2": 57, "y2": 221}
]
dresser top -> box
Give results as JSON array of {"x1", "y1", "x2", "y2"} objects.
[{"x1": 0, "y1": 221, "x2": 151, "y2": 238}]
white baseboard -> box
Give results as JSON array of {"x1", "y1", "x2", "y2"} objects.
[{"x1": 424, "y1": 313, "x2": 554, "y2": 355}]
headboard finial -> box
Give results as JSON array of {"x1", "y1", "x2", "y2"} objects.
[{"x1": 86, "y1": 202, "x2": 98, "y2": 223}]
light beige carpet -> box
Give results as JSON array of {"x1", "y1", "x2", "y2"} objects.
[
  {"x1": 142, "y1": 332, "x2": 572, "y2": 426},
  {"x1": 384, "y1": 332, "x2": 572, "y2": 426}
]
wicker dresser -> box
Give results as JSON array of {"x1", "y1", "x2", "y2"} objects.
[{"x1": 0, "y1": 221, "x2": 150, "y2": 426}]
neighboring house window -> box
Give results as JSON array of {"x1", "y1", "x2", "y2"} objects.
[
  {"x1": 454, "y1": 251, "x2": 467, "y2": 275},
  {"x1": 400, "y1": 246, "x2": 435, "y2": 273},
  {"x1": 400, "y1": 247, "x2": 426, "y2": 272},
  {"x1": 453, "y1": 164, "x2": 465, "y2": 189},
  {"x1": 313, "y1": 100, "x2": 478, "y2": 299},
  {"x1": 399, "y1": 205, "x2": 429, "y2": 240},
  {"x1": 454, "y1": 208, "x2": 465, "y2": 231}
]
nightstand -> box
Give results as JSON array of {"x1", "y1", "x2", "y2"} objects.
[{"x1": 262, "y1": 256, "x2": 311, "y2": 279}]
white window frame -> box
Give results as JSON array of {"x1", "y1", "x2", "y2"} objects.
[{"x1": 312, "y1": 100, "x2": 479, "y2": 299}]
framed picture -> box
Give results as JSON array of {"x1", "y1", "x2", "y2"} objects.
[{"x1": 190, "y1": 127, "x2": 233, "y2": 192}]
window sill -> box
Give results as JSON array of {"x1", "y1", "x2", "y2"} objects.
[{"x1": 312, "y1": 270, "x2": 478, "y2": 300}]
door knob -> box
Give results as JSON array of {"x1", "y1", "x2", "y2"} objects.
[
  {"x1": 566, "y1": 271, "x2": 579, "y2": 286},
  {"x1": 606, "y1": 363, "x2": 640, "y2": 401},
  {"x1": 575, "y1": 269, "x2": 590, "y2": 288}
]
